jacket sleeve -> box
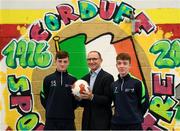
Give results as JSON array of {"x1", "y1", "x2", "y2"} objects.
[
  {"x1": 40, "y1": 77, "x2": 49, "y2": 109},
  {"x1": 72, "y1": 77, "x2": 79, "y2": 110},
  {"x1": 136, "y1": 80, "x2": 150, "y2": 116},
  {"x1": 92, "y1": 74, "x2": 114, "y2": 106}
]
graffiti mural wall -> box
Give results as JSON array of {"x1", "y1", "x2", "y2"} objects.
[{"x1": 0, "y1": 0, "x2": 180, "y2": 130}]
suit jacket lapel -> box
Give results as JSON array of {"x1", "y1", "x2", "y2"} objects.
[{"x1": 84, "y1": 73, "x2": 91, "y2": 85}]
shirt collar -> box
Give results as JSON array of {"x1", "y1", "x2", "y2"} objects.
[{"x1": 90, "y1": 67, "x2": 101, "y2": 75}]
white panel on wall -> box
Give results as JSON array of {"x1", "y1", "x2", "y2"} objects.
[{"x1": 86, "y1": 34, "x2": 118, "y2": 80}]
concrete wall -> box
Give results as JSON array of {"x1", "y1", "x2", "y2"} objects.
[{"x1": 0, "y1": 0, "x2": 180, "y2": 130}]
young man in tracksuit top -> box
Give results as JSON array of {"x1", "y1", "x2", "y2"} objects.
[
  {"x1": 111, "y1": 53, "x2": 149, "y2": 130},
  {"x1": 40, "y1": 51, "x2": 77, "y2": 130}
]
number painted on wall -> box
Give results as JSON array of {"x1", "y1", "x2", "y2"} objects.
[
  {"x1": 150, "y1": 39, "x2": 180, "y2": 69},
  {"x1": 2, "y1": 39, "x2": 52, "y2": 69}
]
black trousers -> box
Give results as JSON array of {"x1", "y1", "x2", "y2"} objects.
[
  {"x1": 44, "y1": 119, "x2": 75, "y2": 130},
  {"x1": 111, "y1": 123, "x2": 143, "y2": 130}
]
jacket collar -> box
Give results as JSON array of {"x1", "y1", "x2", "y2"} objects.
[
  {"x1": 118, "y1": 73, "x2": 130, "y2": 80},
  {"x1": 55, "y1": 70, "x2": 68, "y2": 76}
]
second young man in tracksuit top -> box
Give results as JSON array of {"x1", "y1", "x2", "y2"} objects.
[
  {"x1": 111, "y1": 53, "x2": 149, "y2": 130},
  {"x1": 40, "y1": 51, "x2": 77, "y2": 130}
]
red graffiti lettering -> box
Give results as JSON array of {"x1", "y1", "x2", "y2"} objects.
[
  {"x1": 99, "y1": 0, "x2": 116, "y2": 20},
  {"x1": 34, "y1": 123, "x2": 44, "y2": 130},
  {"x1": 134, "y1": 12, "x2": 155, "y2": 34},
  {"x1": 142, "y1": 113, "x2": 162, "y2": 130},
  {"x1": 153, "y1": 73, "x2": 174, "y2": 95},
  {"x1": 56, "y1": 4, "x2": 79, "y2": 25},
  {"x1": 10, "y1": 95, "x2": 32, "y2": 114},
  {"x1": 29, "y1": 21, "x2": 52, "y2": 41}
]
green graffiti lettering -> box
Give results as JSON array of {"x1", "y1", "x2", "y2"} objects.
[
  {"x1": 78, "y1": 0, "x2": 98, "y2": 21},
  {"x1": 34, "y1": 41, "x2": 52, "y2": 68},
  {"x1": 27, "y1": 40, "x2": 36, "y2": 67},
  {"x1": 113, "y1": 2, "x2": 134, "y2": 24},
  {"x1": 2, "y1": 39, "x2": 52, "y2": 69},
  {"x1": 175, "y1": 105, "x2": 180, "y2": 120},
  {"x1": 16, "y1": 39, "x2": 28, "y2": 68},
  {"x1": 149, "y1": 40, "x2": 180, "y2": 68},
  {"x1": 2, "y1": 40, "x2": 17, "y2": 68},
  {"x1": 169, "y1": 40, "x2": 180, "y2": 66},
  {"x1": 17, "y1": 113, "x2": 38, "y2": 130},
  {"x1": 45, "y1": 13, "x2": 61, "y2": 31},
  {"x1": 8, "y1": 75, "x2": 30, "y2": 94},
  {"x1": 150, "y1": 96, "x2": 176, "y2": 122}
]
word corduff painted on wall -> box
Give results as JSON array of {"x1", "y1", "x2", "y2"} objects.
[{"x1": 30, "y1": 0, "x2": 155, "y2": 41}]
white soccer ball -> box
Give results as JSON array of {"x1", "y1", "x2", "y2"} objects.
[{"x1": 72, "y1": 80, "x2": 89, "y2": 96}]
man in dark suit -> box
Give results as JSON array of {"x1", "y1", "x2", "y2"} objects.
[{"x1": 79, "y1": 51, "x2": 114, "y2": 130}]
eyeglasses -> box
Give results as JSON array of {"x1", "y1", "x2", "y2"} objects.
[{"x1": 87, "y1": 58, "x2": 99, "y2": 61}]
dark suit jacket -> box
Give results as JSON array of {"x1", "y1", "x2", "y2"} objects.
[{"x1": 81, "y1": 69, "x2": 114, "y2": 130}]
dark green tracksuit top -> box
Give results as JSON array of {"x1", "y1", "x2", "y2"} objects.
[{"x1": 111, "y1": 73, "x2": 149, "y2": 124}]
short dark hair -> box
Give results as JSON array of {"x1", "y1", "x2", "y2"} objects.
[
  {"x1": 55, "y1": 51, "x2": 69, "y2": 60},
  {"x1": 89, "y1": 51, "x2": 102, "y2": 59},
  {"x1": 116, "y1": 53, "x2": 131, "y2": 63}
]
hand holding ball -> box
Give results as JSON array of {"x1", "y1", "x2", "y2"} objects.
[{"x1": 72, "y1": 80, "x2": 90, "y2": 96}]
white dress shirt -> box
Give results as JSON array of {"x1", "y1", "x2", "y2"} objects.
[{"x1": 89, "y1": 68, "x2": 101, "y2": 91}]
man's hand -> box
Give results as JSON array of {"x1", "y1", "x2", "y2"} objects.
[
  {"x1": 74, "y1": 95, "x2": 82, "y2": 101},
  {"x1": 80, "y1": 91, "x2": 94, "y2": 100}
]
